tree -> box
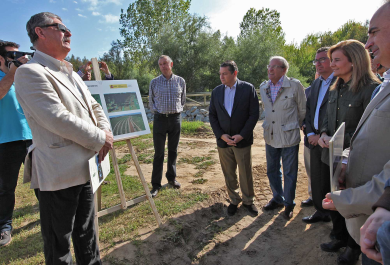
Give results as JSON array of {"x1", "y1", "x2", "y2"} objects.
[
  {"x1": 234, "y1": 8, "x2": 285, "y2": 87},
  {"x1": 119, "y1": 0, "x2": 191, "y2": 61}
]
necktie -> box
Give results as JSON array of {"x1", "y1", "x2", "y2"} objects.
[{"x1": 371, "y1": 84, "x2": 382, "y2": 101}]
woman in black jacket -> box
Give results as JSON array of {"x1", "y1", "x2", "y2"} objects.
[{"x1": 318, "y1": 39, "x2": 381, "y2": 265}]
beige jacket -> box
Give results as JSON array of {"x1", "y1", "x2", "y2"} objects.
[
  {"x1": 15, "y1": 52, "x2": 110, "y2": 191},
  {"x1": 332, "y1": 82, "x2": 390, "y2": 243},
  {"x1": 260, "y1": 76, "x2": 306, "y2": 148}
]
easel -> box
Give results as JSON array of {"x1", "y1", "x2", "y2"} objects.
[{"x1": 90, "y1": 58, "x2": 162, "y2": 244}]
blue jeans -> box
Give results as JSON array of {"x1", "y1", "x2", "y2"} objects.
[
  {"x1": 265, "y1": 144, "x2": 299, "y2": 207},
  {"x1": 377, "y1": 221, "x2": 390, "y2": 265},
  {"x1": 0, "y1": 140, "x2": 32, "y2": 232}
]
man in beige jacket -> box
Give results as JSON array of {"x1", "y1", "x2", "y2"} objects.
[
  {"x1": 260, "y1": 56, "x2": 306, "y2": 219},
  {"x1": 15, "y1": 12, "x2": 112, "y2": 265}
]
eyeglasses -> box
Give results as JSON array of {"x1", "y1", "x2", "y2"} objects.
[
  {"x1": 312, "y1": 57, "x2": 328, "y2": 65},
  {"x1": 39, "y1": 23, "x2": 71, "y2": 34},
  {"x1": 267, "y1": 65, "x2": 284, "y2": 70}
]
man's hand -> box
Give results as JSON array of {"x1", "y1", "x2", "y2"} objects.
[
  {"x1": 100, "y1": 61, "x2": 110, "y2": 75},
  {"x1": 322, "y1": 193, "x2": 337, "y2": 211},
  {"x1": 360, "y1": 207, "x2": 390, "y2": 264},
  {"x1": 231, "y1": 134, "x2": 243, "y2": 144},
  {"x1": 98, "y1": 130, "x2": 113, "y2": 163},
  {"x1": 79, "y1": 61, "x2": 92, "y2": 74},
  {"x1": 318, "y1": 133, "x2": 331, "y2": 148},
  {"x1": 338, "y1": 163, "x2": 347, "y2": 189},
  {"x1": 221, "y1": 134, "x2": 236, "y2": 146},
  {"x1": 308, "y1": 134, "x2": 320, "y2": 146}
]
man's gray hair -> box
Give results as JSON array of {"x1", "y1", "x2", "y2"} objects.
[
  {"x1": 269, "y1": 56, "x2": 289, "y2": 73},
  {"x1": 159, "y1": 55, "x2": 173, "y2": 63},
  {"x1": 27, "y1": 12, "x2": 62, "y2": 44}
]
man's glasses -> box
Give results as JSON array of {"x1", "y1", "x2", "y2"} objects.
[
  {"x1": 312, "y1": 57, "x2": 328, "y2": 65},
  {"x1": 267, "y1": 65, "x2": 284, "y2": 70},
  {"x1": 39, "y1": 23, "x2": 71, "y2": 34}
]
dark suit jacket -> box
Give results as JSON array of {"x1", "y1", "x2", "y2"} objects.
[
  {"x1": 305, "y1": 76, "x2": 337, "y2": 149},
  {"x1": 209, "y1": 79, "x2": 259, "y2": 148},
  {"x1": 303, "y1": 85, "x2": 311, "y2": 148}
]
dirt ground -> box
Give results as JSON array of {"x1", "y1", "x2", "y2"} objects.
[{"x1": 105, "y1": 123, "x2": 357, "y2": 265}]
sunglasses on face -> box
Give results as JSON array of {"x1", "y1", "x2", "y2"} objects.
[{"x1": 39, "y1": 23, "x2": 71, "y2": 33}]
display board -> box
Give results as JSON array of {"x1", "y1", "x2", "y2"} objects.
[
  {"x1": 88, "y1": 153, "x2": 111, "y2": 193},
  {"x1": 85, "y1": 80, "x2": 150, "y2": 141},
  {"x1": 329, "y1": 122, "x2": 345, "y2": 192}
]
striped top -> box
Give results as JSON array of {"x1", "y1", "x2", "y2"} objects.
[{"x1": 149, "y1": 74, "x2": 186, "y2": 114}]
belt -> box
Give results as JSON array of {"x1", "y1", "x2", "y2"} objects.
[{"x1": 155, "y1": 112, "x2": 180, "y2": 117}]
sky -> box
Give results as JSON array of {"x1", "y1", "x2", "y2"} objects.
[{"x1": 2, "y1": 0, "x2": 385, "y2": 60}]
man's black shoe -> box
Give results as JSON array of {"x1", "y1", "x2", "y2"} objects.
[
  {"x1": 320, "y1": 239, "x2": 347, "y2": 252},
  {"x1": 337, "y1": 246, "x2": 361, "y2": 265},
  {"x1": 168, "y1": 179, "x2": 181, "y2": 189},
  {"x1": 243, "y1": 204, "x2": 259, "y2": 216},
  {"x1": 0, "y1": 230, "x2": 11, "y2": 247},
  {"x1": 300, "y1": 198, "x2": 314, "y2": 207},
  {"x1": 263, "y1": 199, "x2": 284, "y2": 211},
  {"x1": 302, "y1": 211, "x2": 331, "y2": 224},
  {"x1": 227, "y1": 203, "x2": 238, "y2": 216},
  {"x1": 330, "y1": 230, "x2": 336, "y2": 240},
  {"x1": 150, "y1": 188, "x2": 160, "y2": 198},
  {"x1": 282, "y1": 205, "x2": 294, "y2": 220}
]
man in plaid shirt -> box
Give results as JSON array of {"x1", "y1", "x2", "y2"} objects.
[{"x1": 148, "y1": 55, "x2": 186, "y2": 197}]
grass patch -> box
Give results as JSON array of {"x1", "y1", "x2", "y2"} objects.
[
  {"x1": 195, "y1": 160, "x2": 215, "y2": 170},
  {"x1": 194, "y1": 170, "x2": 205, "y2": 178},
  {"x1": 191, "y1": 178, "x2": 208, "y2": 184},
  {"x1": 181, "y1": 121, "x2": 211, "y2": 135},
  {"x1": 179, "y1": 156, "x2": 211, "y2": 164}
]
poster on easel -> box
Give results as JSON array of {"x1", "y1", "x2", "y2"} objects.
[{"x1": 85, "y1": 80, "x2": 151, "y2": 141}]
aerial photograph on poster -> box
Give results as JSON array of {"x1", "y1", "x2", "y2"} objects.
[
  {"x1": 104, "y1": 92, "x2": 140, "y2": 113},
  {"x1": 91, "y1": 94, "x2": 102, "y2": 106},
  {"x1": 110, "y1": 113, "x2": 146, "y2": 136}
]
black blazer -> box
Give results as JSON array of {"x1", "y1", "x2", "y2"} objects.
[
  {"x1": 209, "y1": 79, "x2": 259, "y2": 148},
  {"x1": 305, "y1": 76, "x2": 337, "y2": 149}
]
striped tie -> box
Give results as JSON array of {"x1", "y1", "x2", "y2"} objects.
[{"x1": 371, "y1": 84, "x2": 382, "y2": 101}]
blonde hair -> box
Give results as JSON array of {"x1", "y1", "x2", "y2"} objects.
[{"x1": 328, "y1": 39, "x2": 381, "y2": 93}]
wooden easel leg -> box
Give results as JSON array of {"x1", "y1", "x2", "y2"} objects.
[
  {"x1": 126, "y1": 139, "x2": 162, "y2": 226},
  {"x1": 109, "y1": 147, "x2": 128, "y2": 209}
]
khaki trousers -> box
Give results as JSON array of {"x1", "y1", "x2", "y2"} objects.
[{"x1": 217, "y1": 145, "x2": 254, "y2": 205}]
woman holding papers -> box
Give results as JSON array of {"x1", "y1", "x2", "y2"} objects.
[{"x1": 318, "y1": 40, "x2": 380, "y2": 265}]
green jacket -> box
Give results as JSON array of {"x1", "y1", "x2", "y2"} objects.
[{"x1": 320, "y1": 79, "x2": 378, "y2": 164}]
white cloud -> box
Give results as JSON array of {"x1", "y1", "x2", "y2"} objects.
[
  {"x1": 76, "y1": 8, "x2": 83, "y2": 11},
  {"x1": 49, "y1": 0, "x2": 56, "y2": 3},
  {"x1": 107, "y1": 0, "x2": 121, "y2": 5},
  {"x1": 103, "y1": 14, "x2": 119, "y2": 23},
  {"x1": 78, "y1": 14, "x2": 87, "y2": 18},
  {"x1": 92, "y1": 11, "x2": 100, "y2": 16},
  {"x1": 74, "y1": 1, "x2": 77, "y2": 3},
  {"x1": 97, "y1": 28, "x2": 102, "y2": 31},
  {"x1": 62, "y1": 7, "x2": 67, "y2": 10}
]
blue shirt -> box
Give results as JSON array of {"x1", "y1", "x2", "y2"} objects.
[
  {"x1": 308, "y1": 73, "x2": 334, "y2": 137},
  {"x1": 224, "y1": 81, "x2": 237, "y2": 117},
  {"x1": 0, "y1": 70, "x2": 32, "y2": 144}
]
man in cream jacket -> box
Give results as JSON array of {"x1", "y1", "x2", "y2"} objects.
[
  {"x1": 260, "y1": 56, "x2": 306, "y2": 220},
  {"x1": 15, "y1": 12, "x2": 112, "y2": 265}
]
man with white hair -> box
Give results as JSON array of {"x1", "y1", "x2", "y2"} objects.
[{"x1": 260, "y1": 56, "x2": 306, "y2": 219}]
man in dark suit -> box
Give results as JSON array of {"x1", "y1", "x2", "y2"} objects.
[
  {"x1": 302, "y1": 47, "x2": 336, "y2": 224},
  {"x1": 209, "y1": 60, "x2": 259, "y2": 216}
]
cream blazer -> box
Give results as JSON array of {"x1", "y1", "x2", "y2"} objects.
[
  {"x1": 332, "y1": 82, "x2": 390, "y2": 243},
  {"x1": 15, "y1": 52, "x2": 110, "y2": 191},
  {"x1": 259, "y1": 76, "x2": 306, "y2": 148}
]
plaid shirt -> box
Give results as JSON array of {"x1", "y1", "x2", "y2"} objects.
[
  {"x1": 268, "y1": 76, "x2": 285, "y2": 103},
  {"x1": 149, "y1": 74, "x2": 186, "y2": 114}
]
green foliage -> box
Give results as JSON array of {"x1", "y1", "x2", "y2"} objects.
[{"x1": 119, "y1": 0, "x2": 192, "y2": 62}]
